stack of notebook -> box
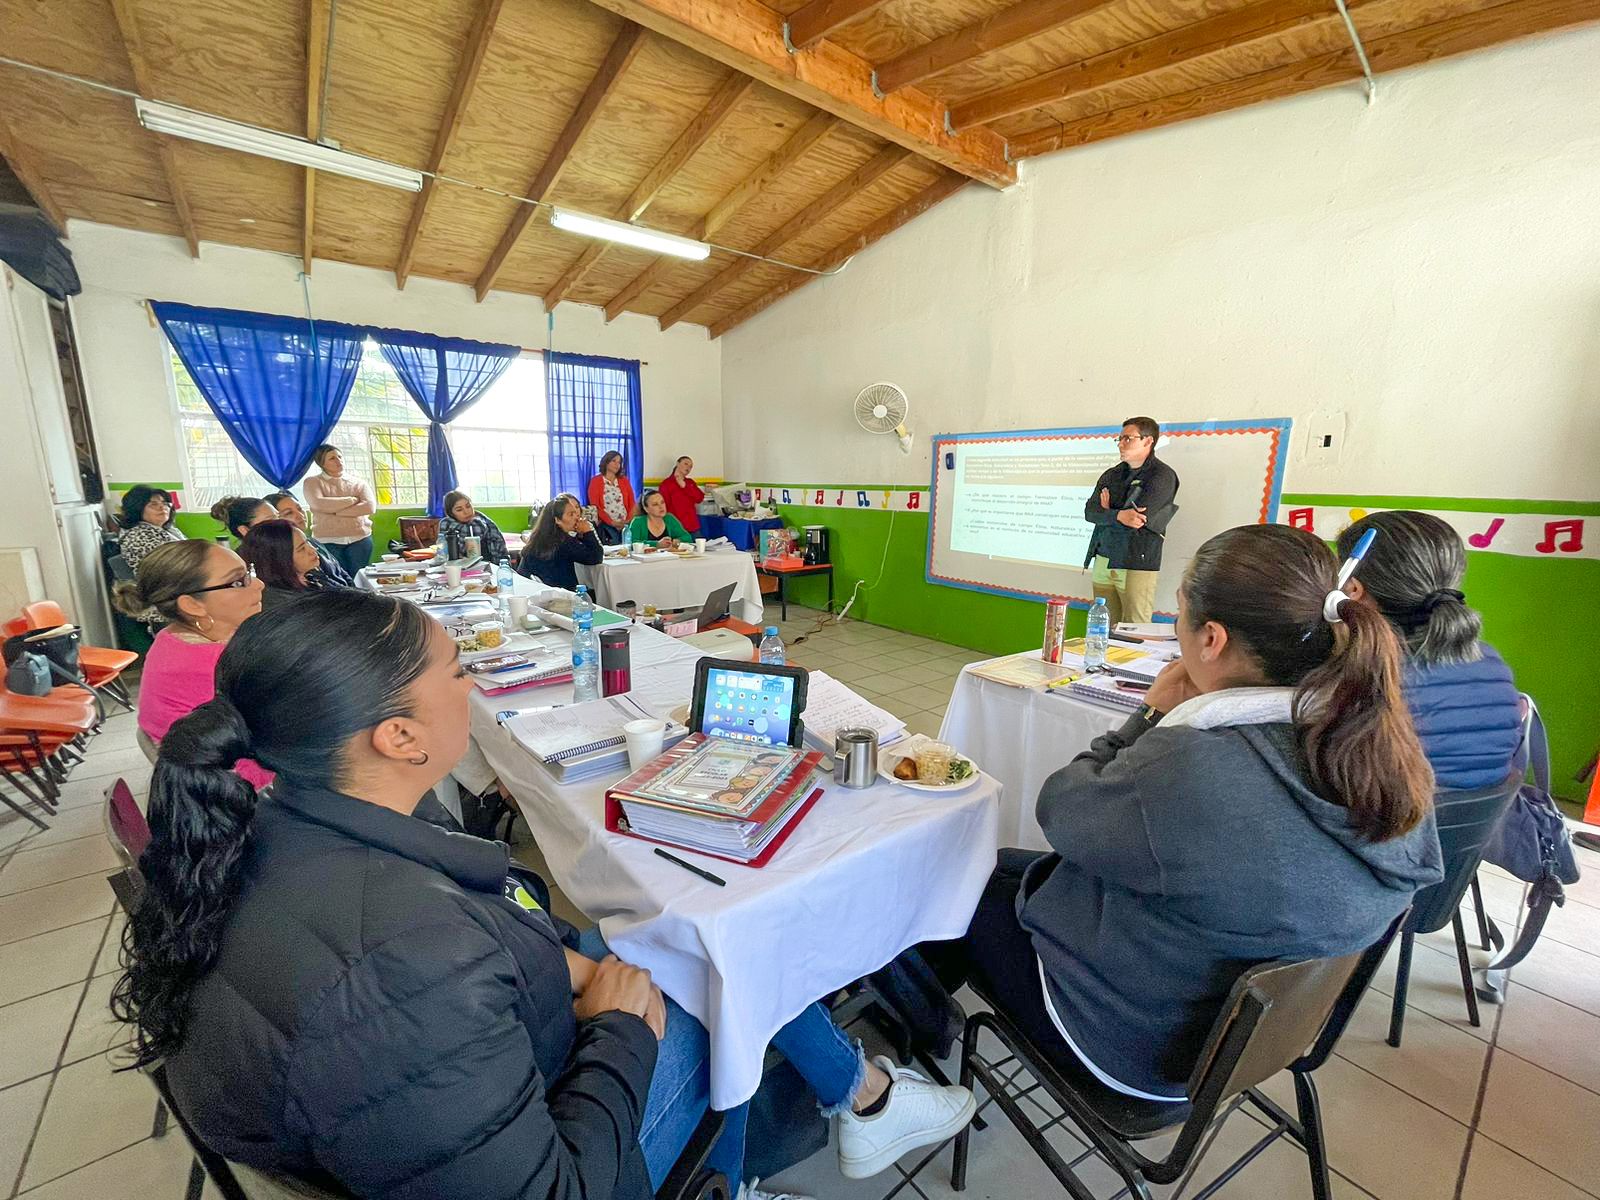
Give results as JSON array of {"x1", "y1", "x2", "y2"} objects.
[
  {"x1": 605, "y1": 734, "x2": 825, "y2": 866},
  {"x1": 505, "y1": 695, "x2": 689, "y2": 782},
  {"x1": 1060, "y1": 673, "x2": 1149, "y2": 712}
]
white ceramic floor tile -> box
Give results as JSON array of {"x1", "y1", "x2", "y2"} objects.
[
  {"x1": 0, "y1": 1074, "x2": 53, "y2": 1195},
  {"x1": 0, "y1": 837, "x2": 122, "y2": 897},
  {"x1": 60, "y1": 972, "x2": 128, "y2": 1069},
  {"x1": 1478, "y1": 1043, "x2": 1600, "y2": 1192},
  {"x1": 1494, "y1": 983, "x2": 1600, "y2": 1095},
  {"x1": 16, "y1": 1132, "x2": 200, "y2": 1200},
  {"x1": 94, "y1": 912, "x2": 127, "y2": 978},
  {"x1": 20, "y1": 1051, "x2": 160, "y2": 1190},
  {"x1": 0, "y1": 920, "x2": 105, "y2": 1008},
  {"x1": 0, "y1": 878, "x2": 116, "y2": 947},
  {"x1": 0, "y1": 985, "x2": 80, "y2": 1090},
  {"x1": 1502, "y1": 932, "x2": 1600, "y2": 1019},
  {"x1": 1458, "y1": 1132, "x2": 1597, "y2": 1200},
  {"x1": 1258, "y1": 1056, "x2": 1467, "y2": 1200},
  {"x1": 1368, "y1": 937, "x2": 1491, "y2": 1041},
  {"x1": 4, "y1": 805, "x2": 112, "y2": 852},
  {"x1": 1334, "y1": 986, "x2": 1490, "y2": 1122}
]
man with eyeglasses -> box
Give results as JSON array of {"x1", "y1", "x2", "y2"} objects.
[{"x1": 1082, "y1": 417, "x2": 1180, "y2": 625}]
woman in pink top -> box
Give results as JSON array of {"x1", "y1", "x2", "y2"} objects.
[
  {"x1": 114, "y1": 540, "x2": 272, "y2": 788},
  {"x1": 301, "y1": 444, "x2": 377, "y2": 578}
]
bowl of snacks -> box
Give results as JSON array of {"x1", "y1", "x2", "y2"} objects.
[{"x1": 880, "y1": 734, "x2": 979, "y2": 792}]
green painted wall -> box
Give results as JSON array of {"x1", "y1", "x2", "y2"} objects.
[
  {"x1": 769, "y1": 490, "x2": 1598, "y2": 800},
  {"x1": 174, "y1": 505, "x2": 532, "y2": 556}
]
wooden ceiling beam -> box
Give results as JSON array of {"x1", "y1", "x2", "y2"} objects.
[
  {"x1": 602, "y1": 110, "x2": 839, "y2": 322},
  {"x1": 709, "y1": 173, "x2": 966, "y2": 336},
  {"x1": 107, "y1": 0, "x2": 200, "y2": 258},
  {"x1": 951, "y1": 0, "x2": 1381, "y2": 130},
  {"x1": 582, "y1": 0, "x2": 1015, "y2": 188},
  {"x1": 657, "y1": 143, "x2": 910, "y2": 330},
  {"x1": 875, "y1": 0, "x2": 1117, "y2": 94},
  {"x1": 473, "y1": 22, "x2": 646, "y2": 302},
  {"x1": 543, "y1": 72, "x2": 753, "y2": 311},
  {"x1": 397, "y1": 0, "x2": 507, "y2": 289},
  {"x1": 0, "y1": 117, "x2": 68, "y2": 233},
  {"x1": 786, "y1": 0, "x2": 894, "y2": 51},
  {"x1": 304, "y1": 0, "x2": 332, "y2": 274},
  {"x1": 1010, "y1": 0, "x2": 1600, "y2": 156}
]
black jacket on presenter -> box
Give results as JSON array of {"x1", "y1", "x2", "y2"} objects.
[
  {"x1": 163, "y1": 780, "x2": 660, "y2": 1200},
  {"x1": 1083, "y1": 455, "x2": 1179, "y2": 571}
]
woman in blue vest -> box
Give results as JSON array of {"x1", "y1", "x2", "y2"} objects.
[{"x1": 1336, "y1": 511, "x2": 1522, "y2": 790}]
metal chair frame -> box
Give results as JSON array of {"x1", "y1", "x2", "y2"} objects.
[{"x1": 951, "y1": 916, "x2": 1403, "y2": 1200}]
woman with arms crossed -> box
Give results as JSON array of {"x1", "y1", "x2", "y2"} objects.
[
  {"x1": 587, "y1": 451, "x2": 635, "y2": 545},
  {"x1": 301, "y1": 444, "x2": 376, "y2": 576}
]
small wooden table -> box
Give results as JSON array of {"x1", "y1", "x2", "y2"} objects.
[{"x1": 756, "y1": 561, "x2": 834, "y2": 620}]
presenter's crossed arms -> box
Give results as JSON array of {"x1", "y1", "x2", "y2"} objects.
[{"x1": 1099, "y1": 486, "x2": 1148, "y2": 528}]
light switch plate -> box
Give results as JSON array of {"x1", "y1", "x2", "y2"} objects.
[{"x1": 1305, "y1": 411, "x2": 1346, "y2": 465}]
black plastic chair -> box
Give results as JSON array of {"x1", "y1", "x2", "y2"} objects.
[
  {"x1": 1387, "y1": 781, "x2": 1518, "y2": 1046},
  {"x1": 951, "y1": 914, "x2": 1405, "y2": 1200}
]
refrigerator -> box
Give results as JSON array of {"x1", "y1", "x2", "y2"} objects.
[{"x1": 0, "y1": 264, "x2": 114, "y2": 648}]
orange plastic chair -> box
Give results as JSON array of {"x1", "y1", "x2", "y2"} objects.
[
  {"x1": 0, "y1": 692, "x2": 97, "y2": 828},
  {"x1": 22, "y1": 601, "x2": 138, "y2": 705}
]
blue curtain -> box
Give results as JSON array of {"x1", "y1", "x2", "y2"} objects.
[
  {"x1": 151, "y1": 302, "x2": 367, "y2": 488},
  {"x1": 371, "y1": 328, "x2": 519, "y2": 516},
  {"x1": 546, "y1": 352, "x2": 644, "y2": 501}
]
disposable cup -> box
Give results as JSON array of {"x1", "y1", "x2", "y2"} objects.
[
  {"x1": 509, "y1": 595, "x2": 529, "y2": 626},
  {"x1": 623, "y1": 718, "x2": 667, "y2": 769},
  {"x1": 694, "y1": 538, "x2": 707, "y2": 555},
  {"x1": 444, "y1": 563, "x2": 463, "y2": 588}
]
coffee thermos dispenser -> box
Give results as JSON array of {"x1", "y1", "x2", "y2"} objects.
[
  {"x1": 599, "y1": 627, "x2": 631, "y2": 696},
  {"x1": 803, "y1": 525, "x2": 830, "y2": 565}
]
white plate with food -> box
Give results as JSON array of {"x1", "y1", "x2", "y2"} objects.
[{"x1": 879, "y1": 733, "x2": 981, "y2": 793}]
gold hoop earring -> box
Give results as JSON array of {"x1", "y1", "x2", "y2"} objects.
[{"x1": 410, "y1": 752, "x2": 430, "y2": 766}]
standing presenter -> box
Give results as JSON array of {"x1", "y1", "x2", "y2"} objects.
[{"x1": 1083, "y1": 416, "x2": 1180, "y2": 624}]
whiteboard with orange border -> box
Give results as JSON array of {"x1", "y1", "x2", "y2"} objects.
[{"x1": 926, "y1": 420, "x2": 1292, "y2": 619}]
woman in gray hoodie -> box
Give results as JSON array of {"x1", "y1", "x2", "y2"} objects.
[{"x1": 929, "y1": 523, "x2": 1443, "y2": 1104}]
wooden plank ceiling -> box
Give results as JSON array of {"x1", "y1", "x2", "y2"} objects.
[{"x1": 1, "y1": 0, "x2": 1594, "y2": 337}]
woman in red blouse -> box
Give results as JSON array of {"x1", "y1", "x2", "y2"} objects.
[
  {"x1": 657, "y1": 456, "x2": 704, "y2": 534},
  {"x1": 586, "y1": 451, "x2": 635, "y2": 543}
]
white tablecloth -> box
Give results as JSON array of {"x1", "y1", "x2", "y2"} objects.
[
  {"x1": 468, "y1": 622, "x2": 1000, "y2": 1109},
  {"x1": 576, "y1": 549, "x2": 764, "y2": 625},
  {"x1": 939, "y1": 660, "x2": 1123, "y2": 852}
]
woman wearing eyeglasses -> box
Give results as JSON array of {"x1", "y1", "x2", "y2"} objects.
[{"x1": 114, "y1": 540, "x2": 271, "y2": 786}]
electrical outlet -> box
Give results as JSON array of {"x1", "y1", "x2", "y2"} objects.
[{"x1": 1305, "y1": 412, "x2": 1346, "y2": 465}]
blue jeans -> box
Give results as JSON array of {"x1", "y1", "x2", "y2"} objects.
[
  {"x1": 577, "y1": 928, "x2": 866, "y2": 1188},
  {"x1": 324, "y1": 537, "x2": 373, "y2": 577}
]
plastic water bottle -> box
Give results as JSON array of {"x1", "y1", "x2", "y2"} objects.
[
  {"x1": 1085, "y1": 598, "x2": 1110, "y2": 671},
  {"x1": 759, "y1": 626, "x2": 785, "y2": 666},
  {"x1": 571, "y1": 589, "x2": 600, "y2": 703},
  {"x1": 497, "y1": 556, "x2": 514, "y2": 595}
]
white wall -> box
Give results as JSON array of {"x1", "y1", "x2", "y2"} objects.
[
  {"x1": 721, "y1": 26, "x2": 1600, "y2": 501},
  {"x1": 64, "y1": 223, "x2": 723, "y2": 488}
]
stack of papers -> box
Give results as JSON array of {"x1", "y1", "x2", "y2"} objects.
[
  {"x1": 966, "y1": 652, "x2": 1080, "y2": 691},
  {"x1": 609, "y1": 734, "x2": 823, "y2": 863},
  {"x1": 802, "y1": 671, "x2": 906, "y2": 750},
  {"x1": 505, "y1": 695, "x2": 688, "y2": 782},
  {"x1": 1060, "y1": 673, "x2": 1148, "y2": 712}
]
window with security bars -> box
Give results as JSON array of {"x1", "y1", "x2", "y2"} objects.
[{"x1": 171, "y1": 341, "x2": 548, "y2": 511}]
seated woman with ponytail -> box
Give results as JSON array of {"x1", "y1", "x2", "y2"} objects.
[
  {"x1": 1336, "y1": 511, "x2": 1521, "y2": 790},
  {"x1": 114, "y1": 590, "x2": 974, "y2": 1200},
  {"x1": 923, "y1": 523, "x2": 1444, "y2": 1105},
  {"x1": 113, "y1": 540, "x2": 271, "y2": 786}
]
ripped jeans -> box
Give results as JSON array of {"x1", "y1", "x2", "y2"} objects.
[{"x1": 576, "y1": 928, "x2": 866, "y2": 1188}]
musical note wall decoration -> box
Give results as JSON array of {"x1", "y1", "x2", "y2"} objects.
[
  {"x1": 1288, "y1": 507, "x2": 1315, "y2": 532},
  {"x1": 1535, "y1": 518, "x2": 1584, "y2": 554},
  {"x1": 1467, "y1": 518, "x2": 1505, "y2": 549}
]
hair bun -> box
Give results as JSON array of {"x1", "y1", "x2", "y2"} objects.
[{"x1": 160, "y1": 697, "x2": 252, "y2": 771}]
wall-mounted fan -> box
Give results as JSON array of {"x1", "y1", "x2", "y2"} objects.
[{"x1": 853, "y1": 382, "x2": 913, "y2": 454}]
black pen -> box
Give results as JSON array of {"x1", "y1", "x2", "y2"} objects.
[{"x1": 653, "y1": 847, "x2": 727, "y2": 887}]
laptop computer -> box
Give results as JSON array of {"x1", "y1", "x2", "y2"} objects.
[{"x1": 673, "y1": 582, "x2": 736, "y2": 631}]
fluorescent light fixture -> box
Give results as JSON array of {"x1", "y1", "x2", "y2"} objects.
[
  {"x1": 550, "y1": 207, "x2": 710, "y2": 261},
  {"x1": 134, "y1": 99, "x2": 423, "y2": 193}
]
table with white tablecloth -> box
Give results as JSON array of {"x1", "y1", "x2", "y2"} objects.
[
  {"x1": 576, "y1": 548, "x2": 764, "y2": 625},
  {"x1": 468, "y1": 620, "x2": 1000, "y2": 1109},
  {"x1": 939, "y1": 657, "x2": 1123, "y2": 852}
]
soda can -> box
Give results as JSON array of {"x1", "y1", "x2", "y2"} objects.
[{"x1": 1043, "y1": 597, "x2": 1068, "y2": 664}]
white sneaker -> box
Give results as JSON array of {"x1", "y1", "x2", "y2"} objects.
[
  {"x1": 736, "y1": 1180, "x2": 812, "y2": 1200},
  {"x1": 836, "y1": 1055, "x2": 977, "y2": 1179}
]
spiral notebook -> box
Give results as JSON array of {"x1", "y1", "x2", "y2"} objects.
[{"x1": 505, "y1": 695, "x2": 685, "y2": 764}]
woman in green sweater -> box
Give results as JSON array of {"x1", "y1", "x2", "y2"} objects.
[{"x1": 626, "y1": 488, "x2": 694, "y2": 548}]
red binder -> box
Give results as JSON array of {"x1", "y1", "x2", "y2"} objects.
[{"x1": 604, "y1": 734, "x2": 826, "y2": 868}]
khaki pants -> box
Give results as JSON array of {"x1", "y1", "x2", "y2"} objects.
[{"x1": 1091, "y1": 558, "x2": 1160, "y2": 625}]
